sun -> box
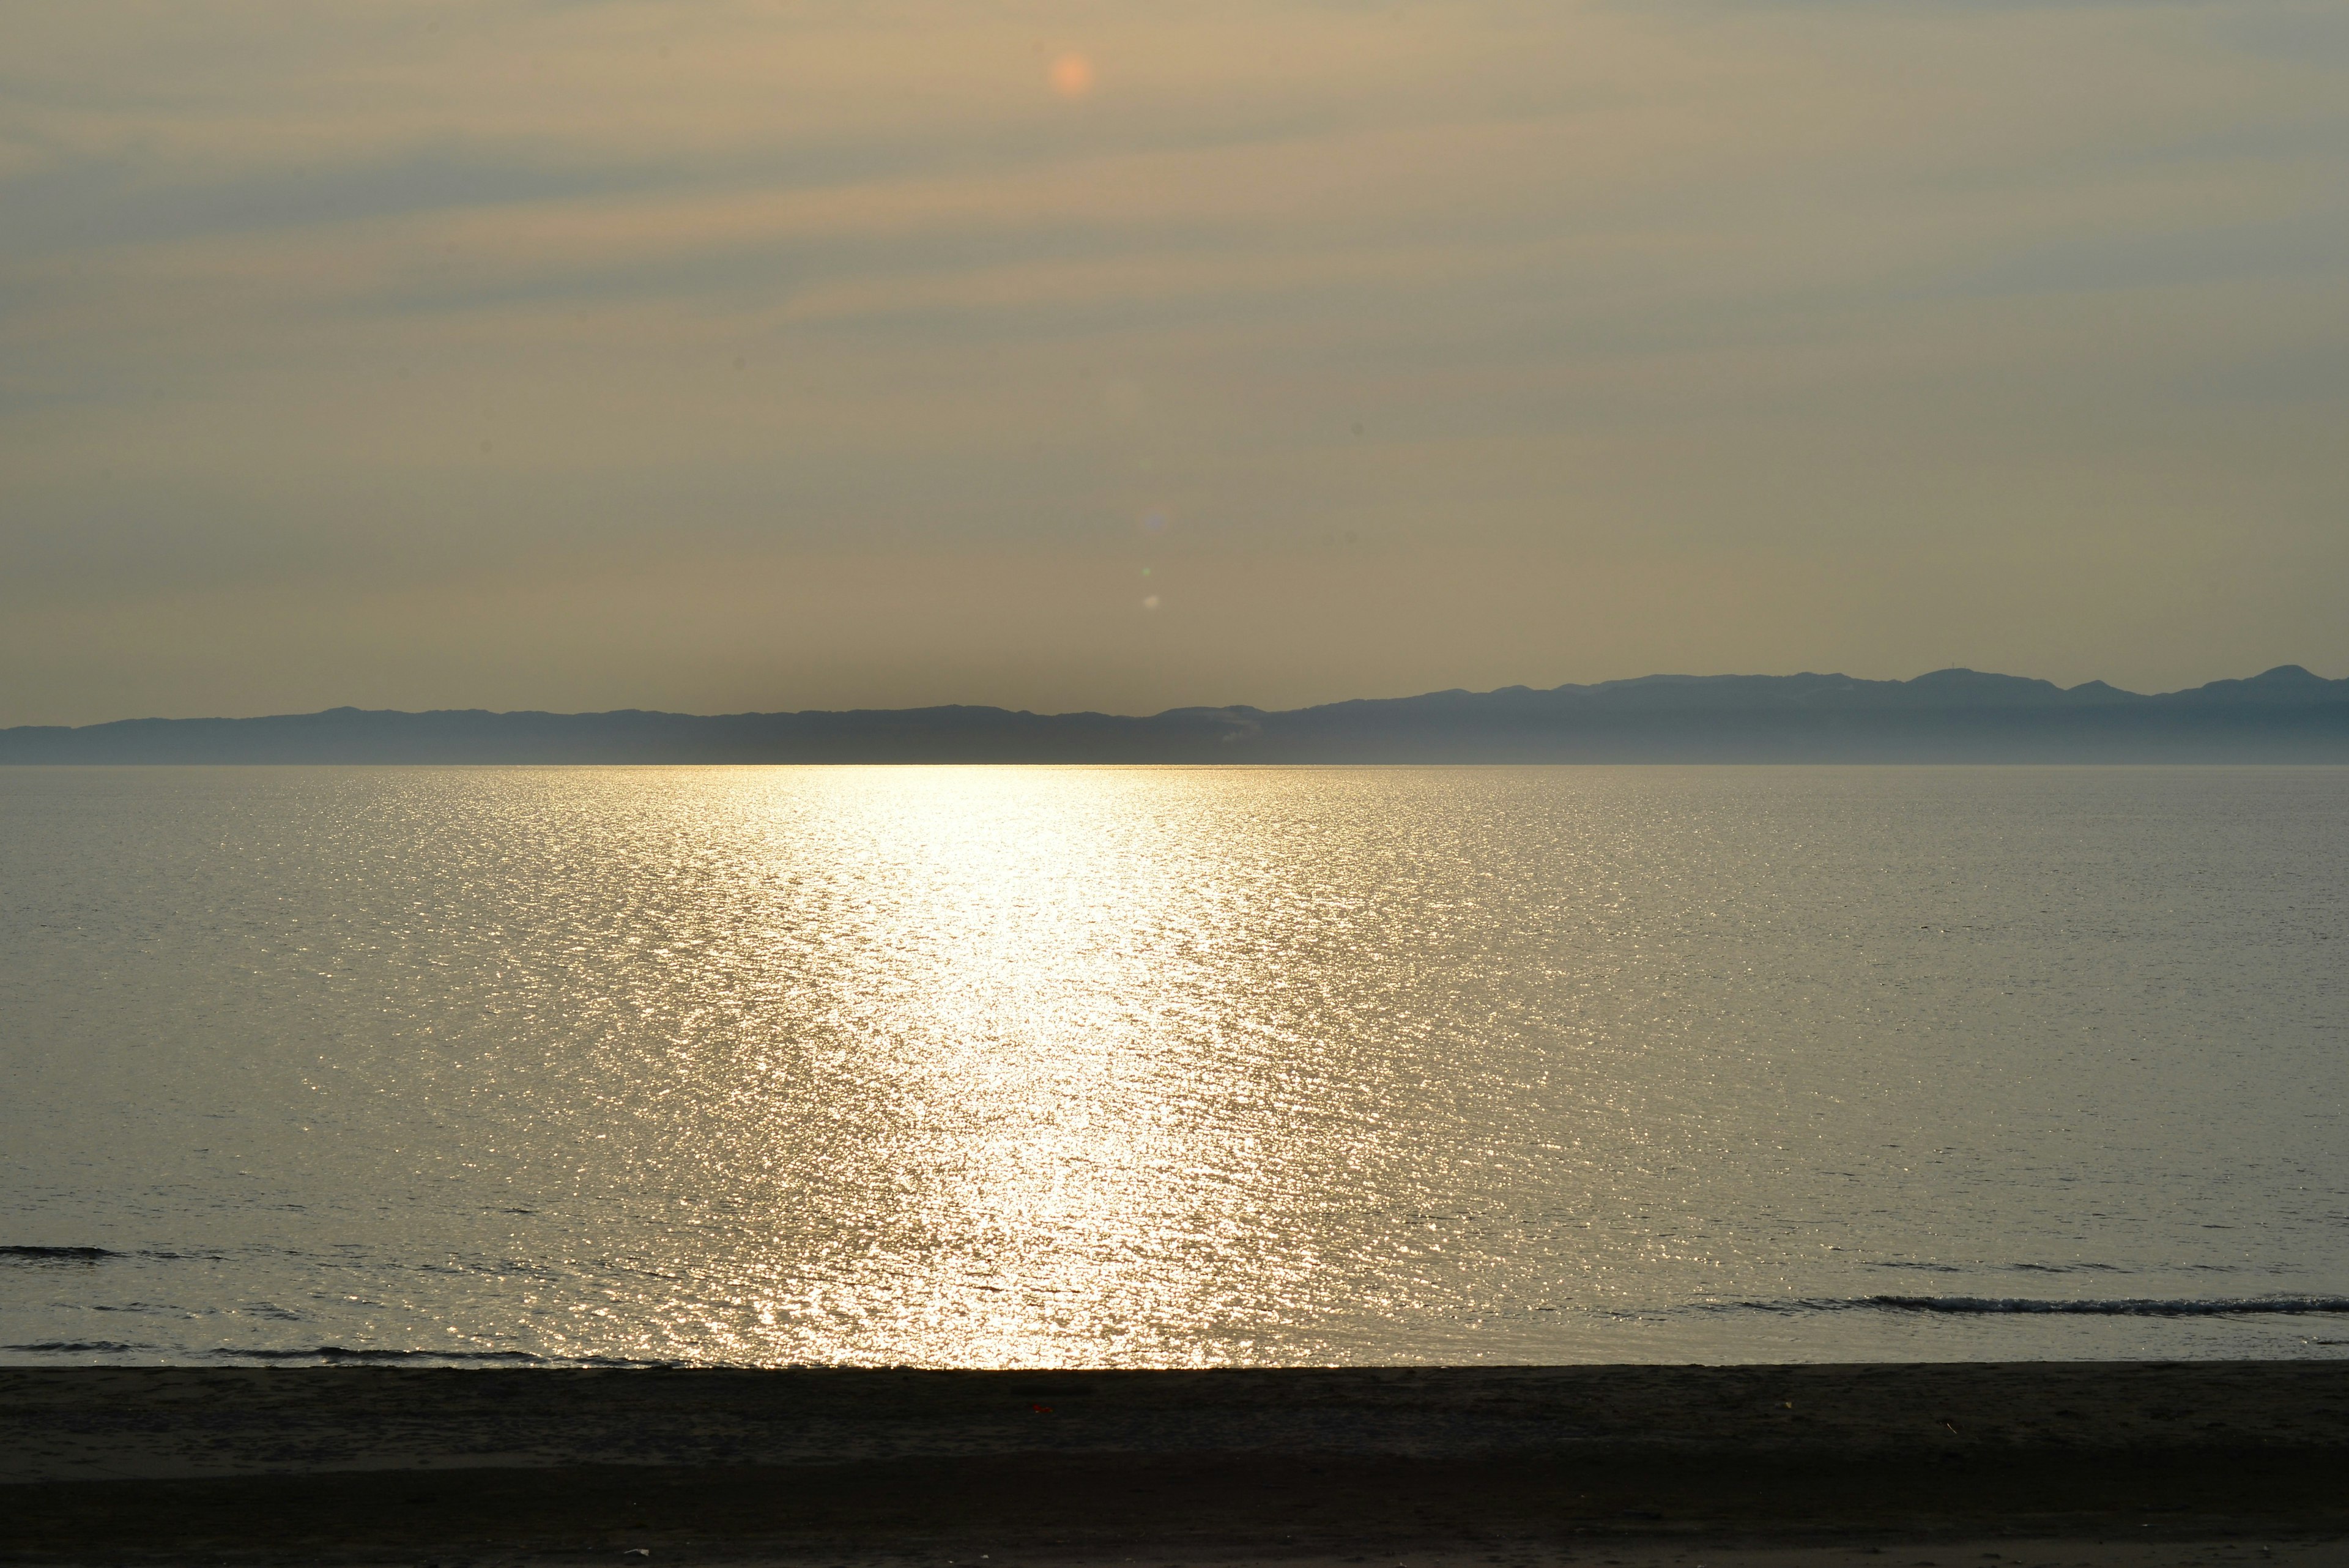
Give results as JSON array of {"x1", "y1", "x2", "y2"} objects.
[{"x1": 1048, "y1": 51, "x2": 1095, "y2": 99}]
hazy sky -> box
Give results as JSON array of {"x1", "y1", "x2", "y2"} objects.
[{"x1": 4, "y1": 1, "x2": 2345, "y2": 724}]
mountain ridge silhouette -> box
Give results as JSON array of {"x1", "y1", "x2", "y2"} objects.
[{"x1": 6, "y1": 666, "x2": 2345, "y2": 764}]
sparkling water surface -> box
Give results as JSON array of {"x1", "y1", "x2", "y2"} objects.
[{"x1": 2, "y1": 765, "x2": 2344, "y2": 1365}]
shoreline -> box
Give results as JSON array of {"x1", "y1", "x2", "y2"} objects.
[{"x1": 6, "y1": 1363, "x2": 2348, "y2": 1565}]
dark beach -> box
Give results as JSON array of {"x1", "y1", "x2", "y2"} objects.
[{"x1": 4, "y1": 1362, "x2": 2346, "y2": 1566}]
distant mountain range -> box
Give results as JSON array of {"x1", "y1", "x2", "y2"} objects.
[{"x1": 5, "y1": 666, "x2": 2347, "y2": 764}]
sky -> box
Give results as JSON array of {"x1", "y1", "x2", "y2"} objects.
[{"x1": 3, "y1": 0, "x2": 2346, "y2": 726}]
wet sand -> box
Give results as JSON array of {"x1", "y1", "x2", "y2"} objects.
[{"x1": 2, "y1": 1364, "x2": 2345, "y2": 1566}]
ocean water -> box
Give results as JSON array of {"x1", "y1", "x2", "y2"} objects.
[{"x1": 2, "y1": 765, "x2": 2344, "y2": 1367}]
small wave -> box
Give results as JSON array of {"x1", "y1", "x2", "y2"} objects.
[
  {"x1": 217, "y1": 1345, "x2": 556, "y2": 1363},
  {"x1": 2007, "y1": 1262, "x2": 2126, "y2": 1275},
  {"x1": 1730, "y1": 1295, "x2": 2349, "y2": 1318},
  {"x1": 7, "y1": 1342, "x2": 664, "y2": 1366},
  {"x1": 1869, "y1": 1295, "x2": 2349, "y2": 1317},
  {"x1": 1867, "y1": 1261, "x2": 1967, "y2": 1273},
  {"x1": 0, "y1": 1246, "x2": 117, "y2": 1261},
  {"x1": 201, "y1": 1345, "x2": 668, "y2": 1366},
  {"x1": 1866, "y1": 1261, "x2": 2129, "y2": 1276}
]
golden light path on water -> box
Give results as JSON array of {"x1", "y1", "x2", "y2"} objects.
[
  {"x1": 474, "y1": 762, "x2": 1695, "y2": 1367},
  {"x1": 3, "y1": 765, "x2": 2345, "y2": 1366},
  {"x1": 634, "y1": 767, "x2": 1407, "y2": 1367}
]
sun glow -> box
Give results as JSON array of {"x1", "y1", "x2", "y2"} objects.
[{"x1": 1048, "y1": 50, "x2": 1096, "y2": 98}]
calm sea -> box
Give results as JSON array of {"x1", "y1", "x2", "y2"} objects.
[{"x1": 3, "y1": 765, "x2": 2344, "y2": 1366}]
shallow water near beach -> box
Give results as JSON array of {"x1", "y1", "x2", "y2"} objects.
[{"x1": 2, "y1": 765, "x2": 2344, "y2": 1366}]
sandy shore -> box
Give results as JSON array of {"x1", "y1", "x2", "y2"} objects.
[{"x1": 3, "y1": 1364, "x2": 2345, "y2": 1566}]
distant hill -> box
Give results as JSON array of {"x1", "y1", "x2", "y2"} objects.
[{"x1": 4, "y1": 666, "x2": 2347, "y2": 764}]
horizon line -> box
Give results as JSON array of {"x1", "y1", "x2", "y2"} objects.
[{"x1": 9, "y1": 663, "x2": 2340, "y2": 733}]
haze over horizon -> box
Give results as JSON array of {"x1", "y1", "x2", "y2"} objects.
[
  {"x1": 13, "y1": 660, "x2": 2348, "y2": 732},
  {"x1": 6, "y1": 2, "x2": 2347, "y2": 727}
]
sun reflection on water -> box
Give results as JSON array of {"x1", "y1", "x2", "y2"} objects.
[{"x1": 664, "y1": 767, "x2": 1326, "y2": 1367}]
